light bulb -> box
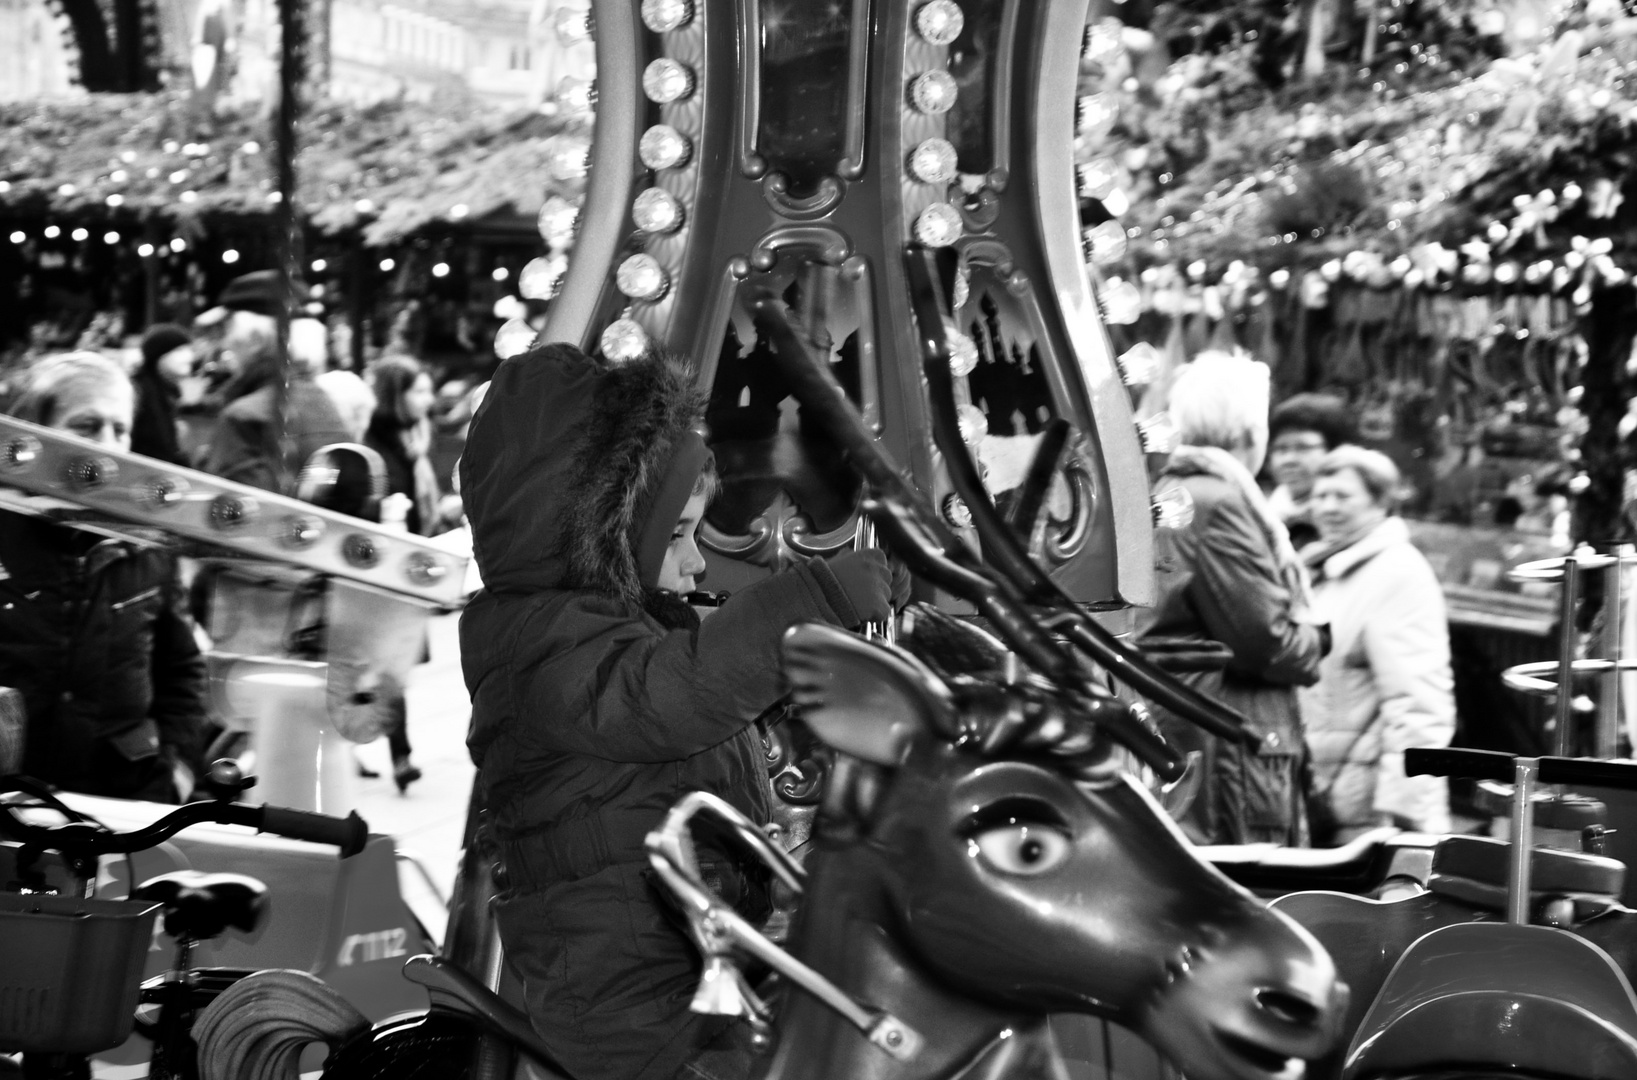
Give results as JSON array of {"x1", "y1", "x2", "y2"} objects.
[
  {"x1": 1083, "y1": 220, "x2": 1127, "y2": 265},
  {"x1": 549, "y1": 138, "x2": 591, "y2": 181},
  {"x1": 432, "y1": 262, "x2": 450, "y2": 278},
  {"x1": 311, "y1": 258, "x2": 327, "y2": 272},
  {"x1": 946, "y1": 327, "x2": 979, "y2": 377},
  {"x1": 7, "y1": 231, "x2": 24, "y2": 244},
  {"x1": 909, "y1": 70, "x2": 958, "y2": 114},
  {"x1": 616, "y1": 254, "x2": 669, "y2": 300},
  {"x1": 600, "y1": 318, "x2": 650, "y2": 363},
  {"x1": 1076, "y1": 93, "x2": 1117, "y2": 136},
  {"x1": 914, "y1": 202, "x2": 964, "y2": 247},
  {"x1": 555, "y1": 76, "x2": 596, "y2": 113},
  {"x1": 632, "y1": 187, "x2": 685, "y2": 234},
  {"x1": 641, "y1": 0, "x2": 692, "y2": 32},
  {"x1": 495, "y1": 317, "x2": 537, "y2": 359},
  {"x1": 519, "y1": 256, "x2": 564, "y2": 300},
  {"x1": 639, "y1": 125, "x2": 692, "y2": 170},
  {"x1": 537, "y1": 197, "x2": 580, "y2": 247},
  {"x1": 915, "y1": 1, "x2": 965, "y2": 45},
  {"x1": 642, "y1": 58, "x2": 694, "y2": 103},
  {"x1": 942, "y1": 494, "x2": 973, "y2": 529},
  {"x1": 1099, "y1": 277, "x2": 1141, "y2": 324},
  {"x1": 71, "y1": 228, "x2": 89, "y2": 241},
  {"x1": 1082, "y1": 16, "x2": 1125, "y2": 66},
  {"x1": 170, "y1": 237, "x2": 186, "y2": 252},
  {"x1": 106, "y1": 193, "x2": 124, "y2": 207},
  {"x1": 1115, "y1": 342, "x2": 1159, "y2": 387},
  {"x1": 221, "y1": 247, "x2": 239, "y2": 262},
  {"x1": 1077, "y1": 158, "x2": 1119, "y2": 201},
  {"x1": 1136, "y1": 414, "x2": 1176, "y2": 454},
  {"x1": 907, "y1": 138, "x2": 958, "y2": 184},
  {"x1": 44, "y1": 226, "x2": 61, "y2": 238},
  {"x1": 1151, "y1": 484, "x2": 1194, "y2": 530},
  {"x1": 137, "y1": 243, "x2": 154, "y2": 256},
  {"x1": 956, "y1": 403, "x2": 988, "y2": 445},
  {"x1": 554, "y1": 6, "x2": 592, "y2": 45}
]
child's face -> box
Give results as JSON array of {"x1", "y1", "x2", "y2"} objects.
[{"x1": 657, "y1": 491, "x2": 709, "y2": 594}]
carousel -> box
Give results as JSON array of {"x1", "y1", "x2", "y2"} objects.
[{"x1": 3, "y1": 2, "x2": 1637, "y2": 1080}]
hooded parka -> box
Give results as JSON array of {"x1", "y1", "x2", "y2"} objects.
[{"x1": 459, "y1": 344, "x2": 865, "y2": 1080}]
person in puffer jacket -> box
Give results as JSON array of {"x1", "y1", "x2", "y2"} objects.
[{"x1": 459, "y1": 342, "x2": 894, "y2": 1080}]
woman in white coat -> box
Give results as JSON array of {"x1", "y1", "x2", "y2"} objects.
[{"x1": 1300, "y1": 446, "x2": 1456, "y2": 844}]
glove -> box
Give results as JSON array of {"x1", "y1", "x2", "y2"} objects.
[
  {"x1": 825, "y1": 548, "x2": 893, "y2": 626},
  {"x1": 889, "y1": 556, "x2": 913, "y2": 609}
]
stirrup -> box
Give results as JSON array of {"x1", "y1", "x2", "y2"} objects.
[{"x1": 645, "y1": 792, "x2": 923, "y2": 1062}]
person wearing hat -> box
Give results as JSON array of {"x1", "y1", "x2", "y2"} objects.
[
  {"x1": 132, "y1": 323, "x2": 194, "y2": 464},
  {"x1": 461, "y1": 342, "x2": 898, "y2": 1080}
]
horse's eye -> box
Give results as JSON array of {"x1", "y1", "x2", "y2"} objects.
[{"x1": 969, "y1": 824, "x2": 1071, "y2": 876}]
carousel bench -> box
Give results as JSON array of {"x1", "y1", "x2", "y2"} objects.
[
  {"x1": 1203, "y1": 827, "x2": 1422, "y2": 896},
  {"x1": 1428, "y1": 834, "x2": 1626, "y2": 913}
]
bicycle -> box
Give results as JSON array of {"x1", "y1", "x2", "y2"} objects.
[{"x1": 0, "y1": 762, "x2": 368, "y2": 1080}]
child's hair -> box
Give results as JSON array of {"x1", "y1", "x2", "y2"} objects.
[
  {"x1": 367, "y1": 354, "x2": 427, "y2": 430},
  {"x1": 692, "y1": 452, "x2": 721, "y2": 503},
  {"x1": 9, "y1": 351, "x2": 131, "y2": 427}
]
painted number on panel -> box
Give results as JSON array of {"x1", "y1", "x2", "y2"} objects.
[{"x1": 338, "y1": 927, "x2": 409, "y2": 966}]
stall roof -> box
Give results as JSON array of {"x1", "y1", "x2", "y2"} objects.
[{"x1": 0, "y1": 91, "x2": 587, "y2": 246}]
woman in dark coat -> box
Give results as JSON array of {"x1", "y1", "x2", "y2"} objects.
[
  {"x1": 1135, "y1": 350, "x2": 1327, "y2": 845},
  {"x1": 364, "y1": 355, "x2": 445, "y2": 537},
  {"x1": 131, "y1": 323, "x2": 193, "y2": 464}
]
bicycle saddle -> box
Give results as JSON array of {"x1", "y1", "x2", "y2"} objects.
[
  {"x1": 133, "y1": 870, "x2": 268, "y2": 941},
  {"x1": 1428, "y1": 835, "x2": 1625, "y2": 914}
]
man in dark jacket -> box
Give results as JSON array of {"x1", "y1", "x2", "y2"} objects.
[
  {"x1": 1136, "y1": 351, "x2": 1326, "y2": 846},
  {"x1": 1, "y1": 353, "x2": 209, "y2": 802},
  {"x1": 460, "y1": 342, "x2": 893, "y2": 1080}
]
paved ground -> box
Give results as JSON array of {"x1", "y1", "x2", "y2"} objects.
[{"x1": 346, "y1": 610, "x2": 475, "y2": 944}]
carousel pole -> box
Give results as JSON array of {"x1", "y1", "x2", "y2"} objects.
[{"x1": 271, "y1": 0, "x2": 308, "y2": 492}]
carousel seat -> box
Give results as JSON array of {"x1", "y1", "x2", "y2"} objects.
[
  {"x1": 1428, "y1": 834, "x2": 1626, "y2": 912},
  {"x1": 1204, "y1": 827, "x2": 1402, "y2": 895}
]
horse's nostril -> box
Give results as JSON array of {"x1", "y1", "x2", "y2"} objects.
[{"x1": 1255, "y1": 988, "x2": 1320, "y2": 1027}]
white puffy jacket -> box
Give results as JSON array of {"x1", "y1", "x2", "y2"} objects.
[{"x1": 1300, "y1": 517, "x2": 1455, "y2": 840}]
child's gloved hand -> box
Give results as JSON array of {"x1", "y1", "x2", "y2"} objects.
[
  {"x1": 826, "y1": 548, "x2": 893, "y2": 625},
  {"x1": 889, "y1": 556, "x2": 912, "y2": 609}
]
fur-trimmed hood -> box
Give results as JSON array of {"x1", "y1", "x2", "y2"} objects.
[{"x1": 459, "y1": 342, "x2": 707, "y2": 605}]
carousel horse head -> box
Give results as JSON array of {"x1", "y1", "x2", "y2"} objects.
[{"x1": 777, "y1": 613, "x2": 1345, "y2": 1080}]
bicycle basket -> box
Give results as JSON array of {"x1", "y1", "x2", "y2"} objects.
[{"x1": 0, "y1": 892, "x2": 160, "y2": 1053}]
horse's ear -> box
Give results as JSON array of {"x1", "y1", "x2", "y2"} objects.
[{"x1": 781, "y1": 623, "x2": 956, "y2": 766}]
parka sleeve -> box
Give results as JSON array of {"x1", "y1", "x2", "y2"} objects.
[
  {"x1": 1185, "y1": 491, "x2": 1325, "y2": 687},
  {"x1": 1362, "y1": 552, "x2": 1455, "y2": 831},
  {"x1": 508, "y1": 559, "x2": 854, "y2": 762}
]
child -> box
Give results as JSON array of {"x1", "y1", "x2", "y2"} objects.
[{"x1": 459, "y1": 342, "x2": 893, "y2": 1080}]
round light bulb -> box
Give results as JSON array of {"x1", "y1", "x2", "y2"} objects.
[
  {"x1": 221, "y1": 247, "x2": 239, "y2": 262},
  {"x1": 7, "y1": 231, "x2": 24, "y2": 244},
  {"x1": 431, "y1": 262, "x2": 451, "y2": 278},
  {"x1": 311, "y1": 258, "x2": 327, "y2": 272},
  {"x1": 946, "y1": 328, "x2": 979, "y2": 377},
  {"x1": 600, "y1": 318, "x2": 650, "y2": 363},
  {"x1": 1083, "y1": 220, "x2": 1127, "y2": 265},
  {"x1": 495, "y1": 318, "x2": 537, "y2": 359},
  {"x1": 1077, "y1": 93, "x2": 1117, "y2": 136},
  {"x1": 44, "y1": 226, "x2": 61, "y2": 239},
  {"x1": 1151, "y1": 484, "x2": 1195, "y2": 531},
  {"x1": 642, "y1": 58, "x2": 694, "y2": 103},
  {"x1": 942, "y1": 494, "x2": 973, "y2": 529},
  {"x1": 106, "y1": 193, "x2": 124, "y2": 207},
  {"x1": 1115, "y1": 342, "x2": 1159, "y2": 387},
  {"x1": 1082, "y1": 16, "x2": 1125, "y2": 66},
  {"x1": 1077, "y1": 158, "x2": 1119, "y2": 201},
  {"x1": 549, "y1": 138, "x2": 591, "y2": 181},
  {"x1": 641, "y1": 0, "x2": 692, "y2": 32},
  {"x1": 907, "y1": 138, "x2": 958, "y2": 184},
  {"x1": 537, "y1": 197, "x2": 580, "y2": 247},
  {"x1": 616, "y1": 254, "x2": 670, "y2": 300},
  {"x1": 915, "y1": 1, "x2": 965, "y2": 45},
  {"x1": 1136, "y1": 414, "x2": 1177, "y2": 455},
  {"x1": 956, "y1": 403, "x2": 988, "y2": 445},
  {"x1": 170, "y1": 238, "x2": 186, "y2": 252},
  {"x1": 913, "y1": 202, "x2": 964, "y2": 247},
  {"x1": 555, "y1": 76, "x2": 596, "y2": 114},
  {"x1": 1099, "y1": 277, "x2": 1142, "y2": 324},
  {"x1": 554, "y1": 6, "x2": 592, "y2": 45},
  {"x1": 639, "y1": 125, "x2": 692, "y2": 170},
  {"x1": 138, "y1": 243, "x2": 154, "y2": 257},
  {"x1": 519, "y1": 256, "x2": 564, "y2": 300},
  {"x1": 909, "y1": 70, "x2": 958, "y2": 114},
  {"x1": 103, "y1": 231, "x2": 120, "y2": 245},
  {"x1": 632, "y1": 187, "x2": 685, "y2": 234},
  {"x1": 71, "y1": 228, "x2": 89, "y2": 241},
  {"x1": 380, "y1": 257, "x2": 396, "y2": 271}
]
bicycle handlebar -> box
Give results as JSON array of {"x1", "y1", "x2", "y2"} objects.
[{"x1": 0, "y1": 790, "x2": 370, "y2": 858}]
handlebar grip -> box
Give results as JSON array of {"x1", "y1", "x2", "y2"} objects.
[
  {"x1": 1404, "y1": 747, "x2": 1517, "y2": 782},
  {"x1": 256, "y1": 806, "x2": 369, "y2": 857},
  {"x1": 1538, "y1": 757, "x2": 1637, "y2": 792}
]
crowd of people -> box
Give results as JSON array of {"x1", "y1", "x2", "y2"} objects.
[{"x1": 0, "y1": 270, "x2": 477, "y2": 802}]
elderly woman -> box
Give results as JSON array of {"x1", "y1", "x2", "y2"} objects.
[
  {"x1": 1136, "y1": 351, "x2": 1327, "y2": 846},
  {"x1": 1301, "y1": 446, "x2": 1455, "y2": 843}
]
